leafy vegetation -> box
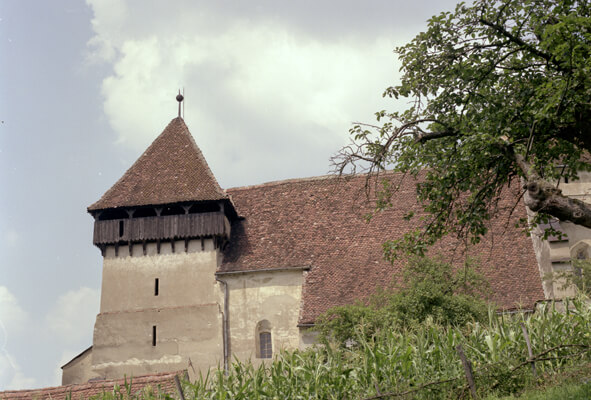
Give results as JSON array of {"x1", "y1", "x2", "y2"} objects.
[
  {"x1": 333, "y1": 0, "x2": 591, "y2": 258},
  {"x1": 316, "y1": 257, "x2": 490, "y2": 346},
  {"x1": 84, "y1": 296, "x2": 591, "y2": 399},
  {"x1": 183, "y1": 298, "x2": 589, "y2": 399}
]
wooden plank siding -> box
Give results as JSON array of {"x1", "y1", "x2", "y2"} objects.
[{"x1": 93, "y1": 212, "x2": 231, "y2": 245}]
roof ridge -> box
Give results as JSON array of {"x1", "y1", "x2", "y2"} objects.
[{"x1": 226, "y1": 170, "x2": 400, "y2": 192}]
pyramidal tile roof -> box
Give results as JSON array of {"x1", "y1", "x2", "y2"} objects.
[{"x1": 89, "y1": 117, "x2": 227, "y2": 211}]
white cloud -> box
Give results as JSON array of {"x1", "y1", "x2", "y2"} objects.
[
  {"x1": 46, "y1": 287, "x2": 100, "y2": 344},
  {"x1": 0, "y1": 286, "x2": 28, "y2": 341},
  {"x1": 85, "y1": 0, "x2": 401, "y2": 186},
  {"x1": 0, "y1": 352, "x2": 36, "y2": 390},
  {"x1": 0, "y1": 287, "x2": 35, "y2": 389}
]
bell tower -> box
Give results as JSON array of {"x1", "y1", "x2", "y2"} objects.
[{"x1": 68, "y1": 95, "x2": 237, "y2": 382}]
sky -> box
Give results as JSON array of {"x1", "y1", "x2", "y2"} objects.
[{"x1": 0, "y1": 0, "x2": 459, "y2": 389}]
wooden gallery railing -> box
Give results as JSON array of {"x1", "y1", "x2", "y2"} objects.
[{"x1": 93, "y1": 212, "x2": 231, "y2": 245}]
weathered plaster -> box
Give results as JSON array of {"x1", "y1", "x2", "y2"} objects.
[
  {"x1": 90, "y1": 239, "x2": 224, "y2": 380},
  {"x1": 62, "y1": 348, "x2": 96, "y2": 385},
  {"x1": 530, "y1": 172, "x2": 591, "y2": 299},
  {"x1": 223, "y1": 270, "x2": 304, "y2": 365}
]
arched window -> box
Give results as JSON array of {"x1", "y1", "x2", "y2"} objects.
[
  {"x1": 255, "y1": 320, "x2": 272, "y2": 359},
  {"x1": 570, "y1": 240, "x2": 591, "y2": 278}
]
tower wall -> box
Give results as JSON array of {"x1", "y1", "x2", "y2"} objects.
[{"x1": 90, "y1": 238, "x2": 224, "y2": 380}]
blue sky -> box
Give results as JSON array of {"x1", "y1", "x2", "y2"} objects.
[{"x1": 0, "y1": 0, "x2": 459, "y2": 389}]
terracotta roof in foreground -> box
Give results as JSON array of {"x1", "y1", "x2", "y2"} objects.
[
  {"x1": 89, "y1": 117, "x2": 226, "y2": 211},
  {"x1": 222, "y1": 173, "x2": 545, "y2": 324},
  {"x1": 0, "y1": 371, "x2": 181, "y2": 400}
]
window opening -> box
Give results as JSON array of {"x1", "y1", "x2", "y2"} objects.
[
  {"x1": 119, "y1": 220, "x2": 124, "y2": 237},
  {"x1": 152, "y1": 326, "x2": 157, "y2": 346},
  {"x1": 259, "y1": 332, "x2": 272, "y2": 358},
  {"x1": 155, "y1": 278, "x2": 159, "y2": 296}
]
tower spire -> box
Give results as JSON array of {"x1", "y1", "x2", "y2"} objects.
[{"x1": 176, "y1": 90, "x2": 184, "y2": 118}]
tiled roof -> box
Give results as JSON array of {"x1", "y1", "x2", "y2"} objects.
[
  {"x1": 0, "y1": 371, "x2": 181, "y2": 400},
  {"x1": 88, "y1": 118, "x2": 227, "y2": 211},
  {"x1": 222, "y1": 173, "x2": 545, "y2": 324}
]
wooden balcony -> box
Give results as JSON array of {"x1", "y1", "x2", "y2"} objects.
[{"x1": 93, "y1": 212, "x2": 231, "y2": 245}]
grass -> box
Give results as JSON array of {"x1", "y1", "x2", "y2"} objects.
[{"x1": 485, "y1": 364, "x2": 591, "y2": 399}]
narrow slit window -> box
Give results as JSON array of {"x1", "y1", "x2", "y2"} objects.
[
  {"x1": 119, "y1": 220, "x2": 124, "y2": 237},
  {"x1": 259, "y1": 332, "x2": 272, "y2": 358},
  {"x1": 154, "y1": 278, "x2": 159, "y2": 296},
  {"x1": 152, "y1": 325, "x2": 157, "y2": 346}
]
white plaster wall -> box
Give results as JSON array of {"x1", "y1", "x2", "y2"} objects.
[
  {"x1": 100, "y1": 239, "x2": 219, "y2": 313},
  {"x1": 89, "y1": 239, "x2": 224, "y2": 381},
  {"x1": 223, "y1": 270, "x2": 304, "y2": 364},
  {"x1": 92, "y1": 305, "x2": 223, "y2": 380}
]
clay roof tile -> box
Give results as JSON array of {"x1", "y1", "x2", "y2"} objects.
[
  {"x1": 221, "y1": 173, "x2": 545, "y2": 324},
  {"x1": 88, "y1": 117, "x2": 226, "y2": 211}
]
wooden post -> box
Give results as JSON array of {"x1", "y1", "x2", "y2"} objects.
[
  {"x1": 521, "y1": 323, "x2": 537, "y2": 378},
  {"x1": 174, "y1": 374, "x2": 186, "y2": 400},
  {"x1": 456, "y1": 345, "x2": 477, "y2": 399}
]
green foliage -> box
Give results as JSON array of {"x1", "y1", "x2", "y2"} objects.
[
  {"x1": 89, "y1": 297, "x2": 591, "y2": 399},
  {"x1": 181, "y1": 297, "x2": 591, "y2": 399},
  {"x1": 334, "y1": 0, "x2": 591, "y2": 258},
  {"x1": 315, "y1": 257, "x2": 490, "y2": 346},
  {"x1": 485, "y1": 375, "x2": 591, "y2": 400}
]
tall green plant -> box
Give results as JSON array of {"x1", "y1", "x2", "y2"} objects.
[{"x1": 181, "y1": 296, "x2": 591, "y2": 399}]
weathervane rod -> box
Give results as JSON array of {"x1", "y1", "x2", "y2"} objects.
[{"x1": 176, "y1": 90, "x2": 184, "y2": 118}]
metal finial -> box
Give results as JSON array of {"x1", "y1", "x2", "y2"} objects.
[{"x1": 176, "y1": 90, "x2": 184, "y2": 117}]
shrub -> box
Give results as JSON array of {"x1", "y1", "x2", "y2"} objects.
[{"x1": 316, "y1": 256, "x2": 491, "y2": 345}]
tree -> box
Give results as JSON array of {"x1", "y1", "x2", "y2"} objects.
[{"x1": 333, "y1": 0, "x2": 591, "y2": 257}]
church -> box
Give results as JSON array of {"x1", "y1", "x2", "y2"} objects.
[{"x1": 59, "y1": 96, "x2": 591, "y2": 384}]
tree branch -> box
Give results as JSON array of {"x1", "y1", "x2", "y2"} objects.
[
  {"x1": 523, "y1": 180, "x2": 591, "y2": 228},
  {"x1": 505, "y1": 143, "x2": 591, "y2": 229},
  {"x1": 416, "y1": 129, "x2": 457, "y2": 143},
  {"x1": 478, "y1": 18, "x2": 571, "y2": 74}
]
